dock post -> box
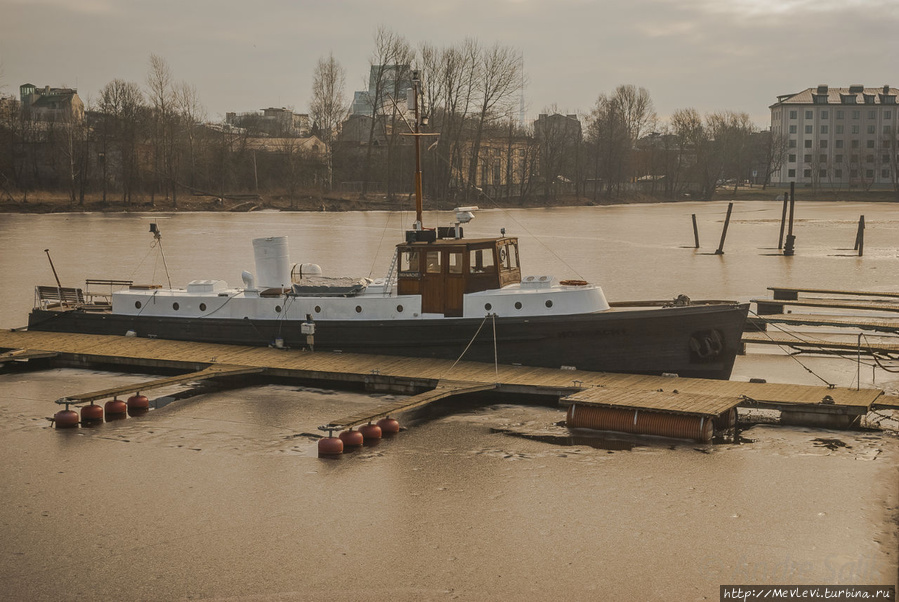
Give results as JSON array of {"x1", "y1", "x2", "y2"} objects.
[
  {"x1": 691, "y1": 214, "x2": 700, "y2": 249},
  {"x1": 854, "y1": 215, "x2": 865, "y2": 256},
  {"x1": 783, "y1": 183, "x2": 795, "y2": 256},
  {"x1": 714, "y1": 202, "x2": 733, "y2": 255},
  {"x1": 777, "y1": 193, "x2": 788, "y2": 249}
]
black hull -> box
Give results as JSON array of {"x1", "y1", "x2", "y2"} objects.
[{"x1": 27, "y1": 304, "x2": 749, "y2": 380}]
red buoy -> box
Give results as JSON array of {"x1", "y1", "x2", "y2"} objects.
[
  {"x1": 359, "y1": 423, "x2": 382, "y2": 441},
  {"x1": 54, "y1": 409, "x2": 79, "y2": 429},
  {"x1": 81, "y1": 403, "x2": 104, "y2": 424},
  {"x1": 318, "y1": 436, "x2": 344, "y2": 457},
  {"x1": 104, "y1": 398, "x2": 127, "y2": 420},
  {"x1": 339, "y1": 429, "x2": 364, "y2": 448},
  {"x1": 377, "y1": 417, "x2": 400, "y2": 436},
  {"x1": 127, "y1": 394, "x2": 150, "y2": 410}
]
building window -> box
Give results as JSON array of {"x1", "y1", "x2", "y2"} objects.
[
  {"x1": 884, "y1": 125, "x2": 892, "y2": 134},
  {"x1": 868, "y1": 110, "x2": 876, "y2": 119},
  {"x1": 788, "y1": 154, "x2": 796, "y2": 163},
  {"x1": 884, "y1": 155, "x2": 891, "y2": 163},
  {"x1": 790, "y1": 110, "x2": 797, "y2": 119},
  {"x1": 820, "y1": 154, "x2": 827, "y2": 162},
  {"x1": 820, "y1": 125, "x2": 829, "y2": 134},
  {"x1": 789, "y1": 139, "x2": 797, "y2": 148},
  {"x1": 788, "y1": 169, "x2": 796, "y2": 177},
  {"x1": 885, "y1": 111, "x2": 892, "y2": 119},
  {"x1": 883, "y1": 168, "x2": 891, "y2": 178},
  {"x1": 789, "y1": 125, "x2": 797, "y2": 134},
  {"x1": 835, "y1": 169, "x2": 843, "y2": 178},
  {"x1": 866, "y1": 140, "x2": 875, "y2": 149},
  {"x1": 836, "y1": 110, "x2": 844, "y2": 119},
  {"x1": 805, "y1": 125, "x2": 813, "y2": 134},
  {"x1": 866, "y1": 154, "x2": 874, "y2": 163},
  {"x1": 804, "y1": 154, "x2": 812, "y2": 163},
  {"x1": 851, "y1": 154, "x2": 859, "y2": 163},
  {"x1": 851, "y1": 125, "x2": 860, "y2": 134},
  {"x1": 867, "y1": 125, "x2": 876, "y2": 134},
  {"x1": 835, "y1": 139, "x2": 843, "y2": 148},
  {"x1": 835, "y1": 154, "x2": 843, "y2": 163},
  {"x1": 804, "y1": 140, "x2": 812, "y2": 148},
  {"x1": 805, "y1": 110, "x2": 813, "y2": 119},
  {"x1": 852, "y1": 110, "x2": 860, "y2": 119},
  {"x1": 819, "y1": 169, "x2": 827, "y2": 178},
  {"x1": 851, "y1": 169, "x2": 858, "y2": 178},
  {"x1": 866, "y1": 169, "x2": 874, "y2": 178},
  {"x1": 836, "y1": 125, "x2": 844, "y2": 134},
  {"x1": 851, "y1": 139, "x2": 860, "y2": 148},
  {"x1": 803, "y1": 169, "x2": 811, "y2": 177},
  {"x1": 821, "y1": 110, "x2": 829, "y2": 119},
  {"x1": 820, "y1": 140, "x2": 828, "y2": 148}
]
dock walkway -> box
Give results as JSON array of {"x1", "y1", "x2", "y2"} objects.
[{"x1": 0, "y1": 330, "x2": 888, "y2": 432}]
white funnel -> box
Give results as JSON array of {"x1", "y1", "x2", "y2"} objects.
[{"x1": 252, "y1": 237, "x2": 291, "y2": 289}]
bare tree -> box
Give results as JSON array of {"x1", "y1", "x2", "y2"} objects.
[
  {"x1": 99, "y1": 79, "x2": 145, "y2": 205},
  {"x1": 466, "y1": 43, "x2": 521, "y2": 200},
  {"x1": 174, "y1": 81, "x2": 205, "y2": 190},
  {"x1": 146, "y1": 54, "x2": 177, "y2": 206},
  {"x1": 310, "y1": 52, "x2": 348, "y2": 191}
]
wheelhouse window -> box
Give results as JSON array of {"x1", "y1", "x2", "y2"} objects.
[
  {"x1": 470, "y1": 248, "x2": 496, "y2": 274},
  {"x1": 500, "y1": 242, "x2": 519, "y2": 270},
  {"x1": 400, "y1": 250, "x2": 420, "y2": 273},
  {"x1": 448, "y1": 252, "x2": 463, "y2": 274},
  {"x1": 425, "y1": 251, "x2": 442, "y2": 274}
]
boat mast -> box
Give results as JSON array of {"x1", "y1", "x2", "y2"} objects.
[{"x1": 411, "y1": 70, "x2": 423, "y2": 231}]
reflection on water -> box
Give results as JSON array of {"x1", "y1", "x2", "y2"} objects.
[{"x1": 1, "y1": 204, "x2": 898, "y2": 600}]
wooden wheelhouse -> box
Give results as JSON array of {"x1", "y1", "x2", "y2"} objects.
[{"x1": 396, "y1": 235, "x2": 521, "y2": 317}]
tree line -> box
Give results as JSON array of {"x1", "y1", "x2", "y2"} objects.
[{"x1": 0, "y1": 31, "x2": 789, "y2": 208}]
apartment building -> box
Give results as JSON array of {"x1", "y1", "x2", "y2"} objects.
[{"x1": 770, "y1": 85, "x2": 898, "y2": 188}]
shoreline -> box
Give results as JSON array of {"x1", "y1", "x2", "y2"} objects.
[{"x1": 2, "y1": 188, "x2": 897, "y2": 214}]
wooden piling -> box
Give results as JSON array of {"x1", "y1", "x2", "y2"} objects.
[
  {"x1": 783, "y1": 183, "x2": 796, "y2": 256},
  {"x1": 854, "y1": 215, "x2": 865, "y2": 256},
  {"x1": 714, "y1": 202, "x2": 733, "y2": 255},
  {"x1": 691, "y1": 214, "x2": 700, "y2": 249},
  {"x1": 777, "y1": 193, "x2": 788, "y2": 249}
]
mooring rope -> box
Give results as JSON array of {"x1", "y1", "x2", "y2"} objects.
[{"x1": 443, "y1": 314, "x2": 491, "y2": 377}]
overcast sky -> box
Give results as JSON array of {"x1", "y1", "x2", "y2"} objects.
[{"x1": 2, "y1": 0, "x2": 897, "y2": 128}]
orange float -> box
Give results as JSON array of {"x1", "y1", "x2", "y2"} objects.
[
  {"x1": 318, "y1": 436, "x2": 344, "y2": 457},
  {"x1": 339, "y1": 429, "x2": 364, "y2": 448},
  {"x1": 80, "y1": 403, "x2": 104, "y2": 423},
  {"x1": 359, "y1": 423, "x2": 382, "y2": 441},
  {"x1": 54, "y1": 408, "x2": 79, "y2": 429},
  {"x1": 104, "y1": 397, "x2": 127, "y2": 420},
  {"x1": 376, "y1": 417, "x2": 400, "y2": 435}
]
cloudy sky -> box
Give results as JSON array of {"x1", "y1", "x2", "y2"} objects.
[{"x1": 2, "y1": 0, "x2": 897, "y2": 127}]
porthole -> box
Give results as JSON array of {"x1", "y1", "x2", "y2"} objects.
[
  {"x1": 172, "y1": 302, "x2": 180, "y2": 311},
  {"x1": 485, "y1": 303, "x2": 492, "y2": 311},
  {"x1": 545, "y1": 300, "x2": 553, "y2": 308},
  {"x1": 397, "y1": 305, "x2": 404, "y2": 313},
  {"x1": 355, "y1": 305, "x2": 362, "y2": 313},
  {"x1": 514, "y1": 302, "x2": 522, "y2": 310},
  {"x1": 275, "y1": 305, "x2": 282, "y2": 313},
  {"x1": 199, "y1": 303, "x2": 206, "y2": 311},
  {"x1": 314, "y1": 306, "x2": 321, "y2": 313},
  {"x1": 135, "y1": 301, "x2": 142, "y2": 309}
]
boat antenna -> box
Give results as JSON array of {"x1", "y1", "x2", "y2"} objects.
[
  {"x1": 43, "y1": 249, "x2": 63, "y2": 289},
  {"x1": 411, "y1": 70, "x2": 424, "y2": 231},
  {"x1": 149, "y1": 223, "x2": 172, "y2": 289}
]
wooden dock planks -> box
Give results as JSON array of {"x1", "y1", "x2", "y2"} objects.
[
  {"x1": 742, "y1": 332, "x2": 899, "y2": 354},
  {"x1": 564, "y1": 388, "x2": 741, "y2": 417},
  {"x1": 0, "y1": 330, "x2": 886, "y2": 417},
  {"x1": 756, "y1": 313, "x2": 899, "y2": 334},
  {"x1": 325, "y1": 380, "x2": 495, "y2": 429}
]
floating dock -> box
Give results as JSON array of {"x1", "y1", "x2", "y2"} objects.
[
  {"x1": 0, "y1": 329, "x2": 891, "y2": 440},
  {"x1": 754, "y1": 286, "x2": 899, "y2": 316}
]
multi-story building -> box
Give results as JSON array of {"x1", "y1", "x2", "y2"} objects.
[
  {"x1": 770, "y1": 85, "x2": 898, "y2": 189},
  {"x1": 19, "y1": 83, "x2": 84, "y2": 122}
]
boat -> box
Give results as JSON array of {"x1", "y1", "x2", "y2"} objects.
[{"x1": 25, "y1": 71, "x2": 749, "y2": 380}]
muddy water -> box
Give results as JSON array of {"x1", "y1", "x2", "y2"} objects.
[{"x1": 0, "y1": 203, "x2": 897, "y2": 600}]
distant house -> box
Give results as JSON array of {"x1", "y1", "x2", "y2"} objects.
[
  {"x1": 226, "y1": 107, "x2": 311, "y2": 138},
  {"x1": 243, "y1": 135, "x2": 327, "y2": 158},
  {"x1": 19, "y1": 83, "x2": 84, "y2": 122}
]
